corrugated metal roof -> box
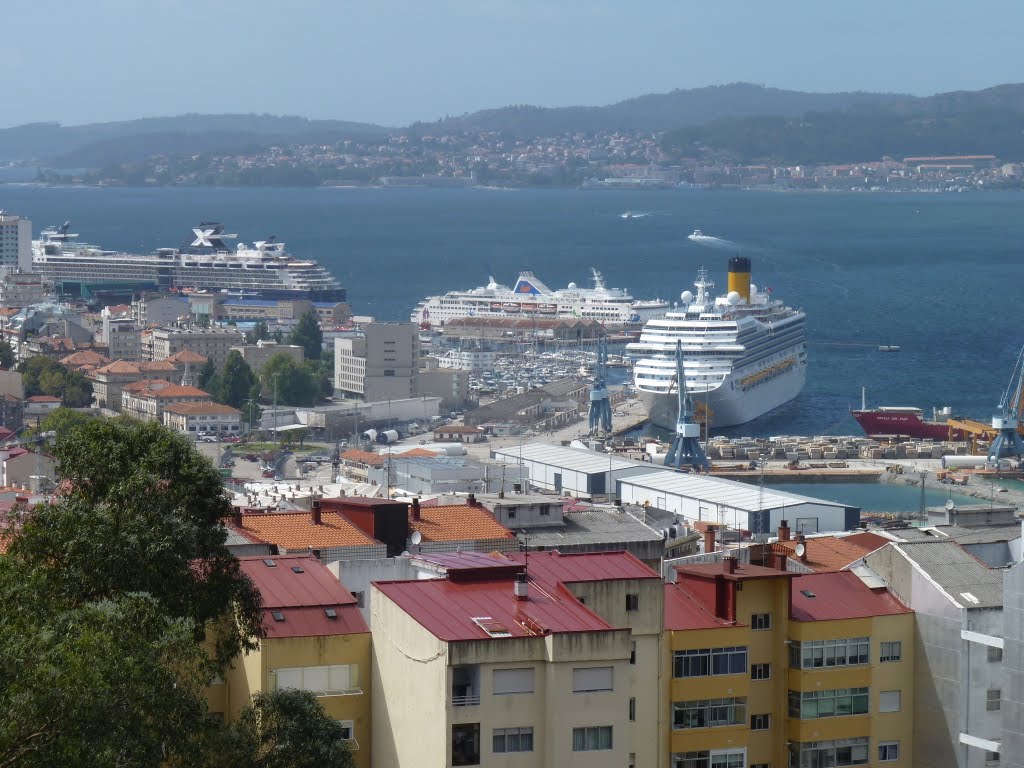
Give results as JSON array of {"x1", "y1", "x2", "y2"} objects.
[
  {"x1": 620, "y1": 470, "x2": 848, "y2": 513},
  {"x1": 492, "y1": 443, "x2": 647, "y2": 474},
  {"x1": 895, "y1": 541, "x2": 1005, "y2": 608},
  {"x1": 506, "y1": 550, "x2": 660, "y2": 584},
  {"x1": 790, "y1": 571, "x2": 912, "y2": 621},
  {"x1": 937, "y1": 524, "x2": 1022, "y2": 545}
]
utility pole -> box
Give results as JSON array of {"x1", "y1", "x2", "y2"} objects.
[{"x1": 273, "y1": 374, "x2": 279, "y2": 445}]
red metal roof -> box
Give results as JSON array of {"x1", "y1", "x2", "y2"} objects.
[
  {"x1": 664, "y1": 582, "x2": 735, "y2": 631},
  {"x1": 504, "y1": 550, "x2": 660, "y2": 584},
  {"x1": 675, "y1": 561, "x2": 795, "y2": 582},
  {"x1": 790, "y1": 571, "x2": 912, "y2": 622},
  {"x1": 238, "y1": 555, "x2": 368, "y2": 638}
]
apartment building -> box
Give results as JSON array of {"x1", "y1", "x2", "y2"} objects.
[
  {"x1": 335, "y1": 323, "x2": 418, "y2": 402},
  {"x1": 229, "y1": 340, "x2": 304, "y2": 374},
  {"x1": 162, "y1": 402, "x2": 242, "y2": 436},
  {"x1": 371, "y1": 550, "x2": 662, "y2": 768},
  {"x1": 665, "y1": 556, "x2": 914, "y2": 768},
  {"x1": 0, "y1": 213, "x2": 32, "y2": 272},
  {"x1": 120, "y1": 379, "x2": 212, "y2": 422},
  {"x1": 147, "y1": 326, "x2": 245, "y2": 369}
]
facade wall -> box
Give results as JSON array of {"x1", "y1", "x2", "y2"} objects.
[
  {"x1": 0, "y1": 215, "x2": 32, "y2": 272},
  {"x1": 1004, "y1": 562, "x2": 1024, "y2": 768}
]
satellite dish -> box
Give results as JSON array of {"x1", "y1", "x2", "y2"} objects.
[
  {"x1": 945, "y1": 499, "x2": 955, "y2": 511},
  {"x1": 410, "y1": 530, "x2": 422, "y2": 546},
  {"x1": 795, "y1": 543, "x2": 806, "y2": 557}
]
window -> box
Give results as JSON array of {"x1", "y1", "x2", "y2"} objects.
[
  {"x1": 630, "y1": 642, "x2": 637, "y2": 665},
  {"x1": 493, "y1": 667, "x2": 534, "y2": 695},
  {"x1": 452, "y1": 723, "x2": 480, "y2": 765},
  {"x1": 880, "y1": 641, "x2": 901, "y2": 662},
  {"x1": 710, "y1": 754, "x2": 744, "y2": 768},
  {"x1": 878, "y1": 742, "x2": 900, "y2": 762},
  {"x1": 788, "y1": 688, "x2": 869, "y2": 719},
  {"x1": 672, "y1": 753, "x2": 709, "y2": 768},
  {"x1": 271, "y1": 611, "x2": 285, "y2": 622},
  {"x1": 673, "y1": 647, "x2": 748, "y2": 678},
  {"x1": 324, "y1": 608, "x2": 337, "y2": 620},
  {"x1": 629, "y1": 697, "x2": 636, "y2": 721},
  {"x1": 986, "y1": 751, "x2": 1001, "y2": 764},
  {"x1": 789, "y1": 738, "x2": 869, "y2": 768},
  {"x1": 879, "y1": 690, "x2": 901, "y2": 713},
  {"x1": 989, "y1": 646, "x2": 1003, "y2": 662},
  {"x1": 573, "y1": 666, "x2": 613, "y2": 693},
  {"x1": 750, "y1": 764, "x2": 770, "y2": 768},
  {"x1": 492, "y1": 726, "x2": 533, "y2": 753},
  {"x1": 572, "y1": 726, "x2": 612, "y2": 752},
  {"x1": 352, "y1": 590, "x2": 365, "y2": 608},
  {"x1": 626, "y1": 593, "x2": 640, "y2": 611},
  {"x1": 752, "y1": 613, "x2": 771, "y2": 630},
  {"x1": 987, "y1": 689, "x2": 1001, "y2": 711},
  {"x1": 672, "y1": 697, "x2": 746, "y2": 729},
  {"x1": 750, "y1": 713, "x2": 771, "y2": 730},
  {"x1": 751, "y1": 663, "x2": 771, "y2": 680},
  {"x1": 337, "y1": 720, "x2": 355, "y2": 741},
  {"x1": 789, "y1": 638, "x2": 870, "y2": 669},
  {"x1": 272, "y1": 664, "x2": 359, "y2": 694}
]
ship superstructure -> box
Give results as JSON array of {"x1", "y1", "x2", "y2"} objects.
[
  {"x1": 32, "y1": 222, "x2": 345, "y2": 302},
  {"x1": 411, "y1": 269, "x2": 668, "y2": 326},
  {"x1": 628, "y1": 257, "x2": 807, "y2": 430}
]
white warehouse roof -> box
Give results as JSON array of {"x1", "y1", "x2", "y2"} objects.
[
  {"x1": 618, "y1": 471, "x2": 850, "y2": 514},
  {"x1": 491, "y1": 443, "x2": 645, "y2": 474}
]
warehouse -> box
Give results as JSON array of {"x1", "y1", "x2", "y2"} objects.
[
  {"x1": 490, "y1": 442, "x2": 655, "y2": 497},
  {"x1": 617, "y1": 470, "x2": 857, "y2": 536}
]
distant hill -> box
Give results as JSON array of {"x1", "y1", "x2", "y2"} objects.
[
  {"x1": 421, "y1": 83, "x2": 907, "y2": 135},
  {"x1": 0, "y1": 114, "x2": 389, "y2": 165},
  {"x1": 662, "y1": 83, "x2": 1024, "y2": 164}
]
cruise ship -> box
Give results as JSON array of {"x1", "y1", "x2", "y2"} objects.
[
  {"x1": 411, "y1": 269, "x2": 669, "y2": 326},
  {"x1": 32, "y1": 222, "x2": 346, "y2": 302},
  {"x1": 628, "y1": 257, "x2": 807, "y2": 430}
]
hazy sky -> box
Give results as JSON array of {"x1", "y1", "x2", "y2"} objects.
[{"x1": 4, "y1": 0, "x2": 1022, "y2": 127}]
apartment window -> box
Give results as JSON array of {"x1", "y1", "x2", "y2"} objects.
[
  {"x1": 989, "y1": 646, "x2": 1003, "y2": 662},
  {"x1": 452, "y1": 723, "x2": 480, "y2": 766},
  {"x1": 673, "y1": 647, "x2": 748, "y2": 678},
  {"x1": 750, "y1": 764, "x2": 770, "y2": 768},
  {"x1": 492, "y1": 726, "x2": 533, "y2": 753},
  {"x1": 987, "y1": 689, "x2": 1001, "y2": 711},
  {"x1": 630, "y1": 641, "x2": 637, "y2": 665},
  {"x1": 750, "y1": 713, "x2": 771, "y2": 730},
  {"x1": 672, "y1": 697, "x2": 746, "y2": 729},
  {"x1": 711, "y1": 754, "x2": 744, "y2": 768},
  {"x1": 789, "y1": 638, "x2": 870, "y2": 669},
  {"x1": 272, "y1": 664, "x2": 359, "y2": 694},
  {"x1": 788, "y1": 688, "x2": 869, "y2": 719},
  {"x1": 789, "y1": 738, "x2": 869, "y2": 768},
  {"x1": 751, "y1": 663, "x2": 771, "y2": 680},
  {"x1": 878, "y1": 742, "x2": 900, "y2": 762},
  {"x1": 879, "y1": 690, "x2": 901, "y2": 713},
  {"x1": 629, "y1": 697, "x2": 636, "y2": 721},
  {"x1": 337, "y1": 720, "x2": 355, "y2": 741},
  {"x1": 985, "y1": 751, "x2": 1001, "y2": 764},
  {"x1": 880, "y1": 641, "x2": 901, "y2": 662},
  {"x1": 493, "y1": 667, "x2": 534, "y2": 695},
  {"x1": 626, "y1": 593, "x2": 640, "y2": 611},
  {"x1": 672, "y1": 753, "x2": 709, "y2": 768},
  {"x1": 572, "y1": 726, "x2": 612, "y2": 752},
  {"x1": 629, "y1": 753, "x2": 636, "y2": 768},
  {"x1": 573, "y1": 666, "x2": 613, "y2": 693},
  {"x1": 751, "y1": 613, "x2": 771, "y2": 630}
]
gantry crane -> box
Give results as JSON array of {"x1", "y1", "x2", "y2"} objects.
[
  {"x1": 664, "y1": 340, "x2": 710, "y2": 471},
  {"x1": 588, "y1": 335, "x2": 612, "y2": 435},
  {"x1": 988, "y1": 344, "x2": 1024, "y2": 463}
]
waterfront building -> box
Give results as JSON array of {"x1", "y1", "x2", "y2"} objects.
[
  {"x1": 666, "y1": 560, "x2": 914, "y2": 768},
  {"x1": 334, "y1": 323, "x2": 419, "y2": 402},
  {"x1": 0, "y1": 213, "x2": 32, "y2": 273}
]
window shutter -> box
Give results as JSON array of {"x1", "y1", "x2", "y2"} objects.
[
  {"x1": 493, "y1": 667, "x2": 534, "y2": 695},
  {"x1": 572, "y1": 666, "x2": 613, "y2": 692}
]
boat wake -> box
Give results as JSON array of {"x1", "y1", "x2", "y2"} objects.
[
  {"x1": 688, "y1": 230, "x2": 735, "y2": 248},
  {"x1": 620, "y1": 210, "x2": 654, "y2": 219}
]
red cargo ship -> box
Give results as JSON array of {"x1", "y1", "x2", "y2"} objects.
[{"x1": 850, "y1": 406, "x2": 965, "y2": 441}]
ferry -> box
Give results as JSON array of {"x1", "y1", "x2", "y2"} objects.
[
  {"x1": 628, "y1": 256, "x2": 807, "y2": 429},
  {"x1": 32, "y1": 222, "x2": 346, "y2": 302},
  {"x1": 411, "y1": 269, "x2": 669, "y2": 326}
]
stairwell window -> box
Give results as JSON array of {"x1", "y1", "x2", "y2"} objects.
[
  {"x1": 626, "y1": 593, "x2": 640, "y2": 611},
  {"x1": 987, "y1": 689, "x2": 1001, "y2": 711},
  {"x1": 572, "y1": 726, "x2": 612, "y2": 752},
  {"x1": 750, "y1": 713, "x2": 771, "y2": 730},
  {"x1": 878, "y1": 742, "x2": 900, "y2": 762},
  {"x1": 880, "y1": 641, "x2": 901, "y2": 662},
  {"x1": 751, "y1": 613, "x2": 771, "y2": 630}
]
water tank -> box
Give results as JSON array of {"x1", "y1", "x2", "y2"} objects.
[
  {"x1": 941, "y1": 455, "x2": 989, "y2": 469},
  {"x1": 376, "y1": 429, "x2": 401, "y2": 444},
  {"x1": 362, "y1": 429, "x2": 378, "y2": 442}
]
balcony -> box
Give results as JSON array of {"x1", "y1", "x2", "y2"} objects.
[{"x1": 451, "y1": 665, "x2": 480, "y2": 707}]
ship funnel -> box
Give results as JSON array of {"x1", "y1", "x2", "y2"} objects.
[{"x1": 728, "y1": 256, "x2": 751, "y2": 303}]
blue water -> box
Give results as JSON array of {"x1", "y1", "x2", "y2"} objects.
[
  {"x1": 1, "y1": 185, "x2": 1022, "y2": 437},
  {"x1": 770, "y1": 482, "x2": 979, "y2": 513}
]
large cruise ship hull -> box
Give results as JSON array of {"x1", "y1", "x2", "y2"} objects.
[{"x1": 641, "y1": 358, "x2": 806, "y2": 430}]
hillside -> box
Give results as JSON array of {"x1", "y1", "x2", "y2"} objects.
[
  {"x1": 662, "y1": 83, "x2": 1024, "y2": 164},
  {"x1": 422, "y1": 83, "x2": 907, "y2": 135}
]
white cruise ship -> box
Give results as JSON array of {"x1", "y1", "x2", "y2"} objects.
[
  {"x1": 32, "y1": 222, "x2": 345, "y2": 302},
  {"x1": 411, "y1": 269, "x2": 668, "y2": 326},
  {"x1": 628, "y1": 257, "x2": 806, "y2": 430}
]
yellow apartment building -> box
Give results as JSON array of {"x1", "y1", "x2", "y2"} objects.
[
  {"x1": 665, "y1": 557, "x2": 914, "y2": 768},
  {"x1": 206, "y1": 554, "x2": 372, "y2": 768}
]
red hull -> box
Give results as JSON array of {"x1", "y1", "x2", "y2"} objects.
[{"x1": 851, "y1": 409, "x2": 964, "y2": 440}]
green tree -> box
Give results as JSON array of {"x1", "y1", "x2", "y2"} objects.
[
  {"x1": 260, "y1": 353, "x2": 319, "y2": 407},
  {"x1": 19, "y1": 356, "x2": 93, "y2": 407},
  {"x1": 245, "y1": 320, "x2": 270, "y2": 345},
  {"x1": 0, "y1": 339, "x2": 14, "y2": 369},
  {"x1": 210, "y1": 689, "x2": 355, "y2": 768},
  {"x1": 217, "y1": 351, "x2": 258, "y2": 409},
  {"x1": 289, "y1": 311, "x2": 323, "y2": 360},
  {"x1": 197, "y1": 358, "x2": 218, "y2": 390}
]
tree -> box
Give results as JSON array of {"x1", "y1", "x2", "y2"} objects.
[
  {"x1": 0, "y1": 339, "x2": 14, "y2": 369},
  {"x1": 210, "y1": 689, "x2": 355, "y2": 768},
  {"x1": 18, "y1": 356, "x2": 93, "y2": 407},
  {"x1": 217, "y1": 351, "x2": 258, "y2": 409},
  {"x1": 289, "y1": 311, "x2": 323, "y2": 360},
  {"x1": 197, "y1": 358, "x2": 218, "y2": 390},
  {"x1": 245, "y1": 321, "x2": 269, "y2": 345},
  {"x1": 260, "y1": 353, "x2": 319, "y2": 407}
]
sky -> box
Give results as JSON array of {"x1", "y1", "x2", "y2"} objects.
[{"x1": 3, "y1": 0, "x2": 1022, "y2": 128}]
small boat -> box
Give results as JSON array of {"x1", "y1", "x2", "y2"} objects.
[
  {"x1": 688, "y1": 229, "x2": 714, "y2": 241},
  {"x1": 878, "y1": 345, "x2": 901, "y2": 352}
]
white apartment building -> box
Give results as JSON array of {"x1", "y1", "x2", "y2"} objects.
[
  {"x1": 0, "y1": 213, "x2": 32, "y2": 273},
  {"x1": 335, "y1": 323, "x2": 418, "y2": 402}
]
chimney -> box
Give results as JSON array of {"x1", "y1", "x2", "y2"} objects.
[
  {"x1": 778, "y1": 519, "x2": 791, "y2": 542},
  {"x1": 723, "y1": 555, "x2": 738, "y2": 574},
  {"x1": 776, "y1": 553, "x2": 788, "y2": 571},
  {"x1": 467, "y1": 493, "x2": 477, "y2": 507},
  {"x1": 514, "y1": 572, "x2": 529, "y2": 601},
  {"x1": 412, "y1": 497, "x2": 421, "y2": 522},
  {"x1": 703, "y1": 526, "x2": 716, "y2": 556},
  {"x1": 310, "y1": 499, "x2": 322, "y2": 525},
  {"x1": 232, "y1": 508, "x2": 243, "y2": 528}
]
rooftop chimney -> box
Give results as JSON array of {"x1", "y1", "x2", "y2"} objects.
[
  {"x1": 778, "y1": 519, "x2": 791, "y2": 542},
  {"x1": 232, "y1": 508, "x2": 243, "y2": 528},
  {"x1": 514, "y1": 572, "x2": 529, "y2": 601},
  {"x1": 703, "y1": 526, "x2": 716, "y2": 556},
  {"x1": 311, "y1": 499, "x2": 322, "y2": 525},
  {"x1": 467, "y1": 493, "x2": 477, "y2": 507},
  {"x1": 777, "y1": 553, "x2": 788, "y2": 571},
  {"x1": 412, "y1": 497, "x2": 421, "y2": 522},
  {"x1": 723, "y1": 555, "x2": 738, "y2": 574}
]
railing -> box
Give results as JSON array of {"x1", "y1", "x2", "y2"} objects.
[{"x1": 450, "y1": 692, "x2": 480, "y2": 707}]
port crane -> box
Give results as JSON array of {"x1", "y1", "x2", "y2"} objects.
[
  {"x1": 988, "y1": 344, "x2": 1024, "y2": 463},
  {"x1": 664, "y1": 340, "x2": 710, "y2": 472},
  {"x1": 588, "y1": 336, "x2": 612, "y2": 435}
]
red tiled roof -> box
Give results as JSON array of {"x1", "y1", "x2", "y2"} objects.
[
  {"x1": 772, "y1": 533, "x2": 888, "y2": 573},
  {"x1": 121, "y1": 380, "x2": 210, "y2": 399},
  {"x1": 664, "y1": 582, "x2": 735, "y2": 630},
  {"x1": 790, "y1": 571, "x2": 912, "y2": 621},
  {"x1": 165, "y1": 350, "x2": 209, "y2": 364},
  {"x1": 232, "y1": 511, "x2": 379, "y2": 550},
  {"x1": 412, "y1": 503, "x2": 514, "y2": 543},
  {"x1": 60, "y1": 350, "x2": 111, "y2": 367},
  {"x1": 163, "y1": 402, "x2": 241, "y2": 416},
  {"x1": 238, "y1": 555, "x2": 368, "y2": 638},
  {"x1": 26, "y1": 395, "x2": 61, "y2": 403},
  {"x1": 340, "y1": 449, "x2": 385, "y2": 467},
  {"x1": 433, "y1": 425, "x2": 482, "y2": 434}
]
